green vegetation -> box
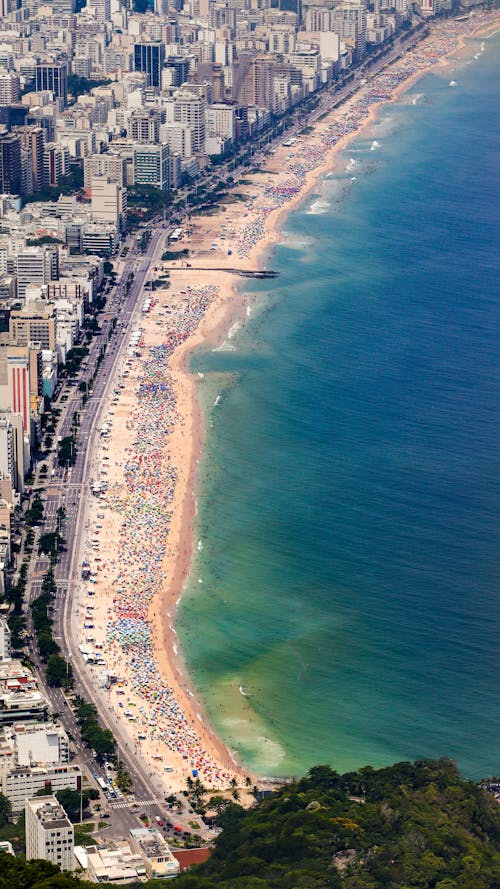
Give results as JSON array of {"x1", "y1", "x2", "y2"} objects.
[
  {"x1": 25, "y1": 494, "x2": 44, "y2": 527},
  {"x1": 54, "y1": 789, "x2": 90, "y2": 824},
  {"x1": 22, "y1": 166, "x2": 84, "y2": 203},
  {"x1": 74, "y1": 822, "x2": 97, "y2": 847},
  {"x1": 30, "y1": 567, "x2": 73, "y2": 687},
  {"x1": 74, "y1": 698, "x2": 116, "y2": 759},
  {"x1": 46, "y1": 654, "x2": 73, "y2": 687},
  {"x1": 67, "y1": 75, "x2": 110, "y2": 103},
  {"x1": 26, "y1": 236, "x2": 64, "y2": 247},
  {"x1": 0, "y1": 852, "x2": 94, "y2": 887},
  {"x1": 115, "y1": 762, "x2": 133, "y2": 794},
  {"x1": 174, "y1": 759, "x2": 500, "y2": 889},
  {"x1": 162, "y1": 248, "x2": 189, "y2": 261},
  {"x1": 57, "y1": 435, "x2": 76, "y2": 467}
]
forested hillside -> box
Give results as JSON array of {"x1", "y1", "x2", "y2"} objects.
[{"x1": 176, "y1": 758, "x2": 500, "y2": 889}]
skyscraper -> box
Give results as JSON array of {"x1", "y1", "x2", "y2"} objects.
[
  {"x1": 35, "y1": 63, "x2": 68, "y2": 108},
  {"x1": 133, "y1": 143, "x2": 169, "y2": 191},
  {"x1": 15, "y1": 126, "x2": 45, "y2": 193},
  {"x1": 134, "y1": 42, "x2": 166, "y2": 89},
  {"x1": 0, "y1": 132, "x2": 21, "y2": 196}
]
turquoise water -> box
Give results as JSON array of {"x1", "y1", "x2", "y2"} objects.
[{"x1": 177, "y1": 38, "x2": 500, "y2": 780}]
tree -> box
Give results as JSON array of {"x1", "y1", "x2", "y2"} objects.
[
  {"x1": 115, "y1": 762, "x2": 133, "y2": 794},
  {"x1": 55, "y1": 789, "x2": 89, "y2": 823},
  {"x1": 38, "y1": 631, "x2": 60, "y2": 660},
  {"x1": 46, "y1": 654, "x2": 73, "y2": 688},
  {"x1": 0, "y1": 792, "x2": 11, "y2": 826}
]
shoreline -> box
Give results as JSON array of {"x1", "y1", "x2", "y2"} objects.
[{"x1": 78, "y1": 11, "x2": 500, "y2": 795}]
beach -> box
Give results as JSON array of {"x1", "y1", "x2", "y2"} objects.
[{"x1": 77, "y1": 10, "x2": 500, "y2": 796}]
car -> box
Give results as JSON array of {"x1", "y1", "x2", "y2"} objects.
[
  {"x1": 155, "y1": 816, "x2": 163, "y2": 827},
  {"x1": 101, "y1": 813, "x2": 110, "y2": 819}
]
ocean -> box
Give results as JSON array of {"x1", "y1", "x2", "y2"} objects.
[{"x1": 177, "y1": 35, "x2": 500, "y2": 780}]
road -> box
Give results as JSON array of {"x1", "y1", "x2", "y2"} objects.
[{"x1": 23, "y1": 230, "x2": 188, "y2": 835}]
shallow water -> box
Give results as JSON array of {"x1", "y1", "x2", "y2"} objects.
[{"x1": 178, "y1": 39, "x2": 499, "y2": 780}]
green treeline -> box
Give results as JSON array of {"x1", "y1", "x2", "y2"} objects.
[{"x1": 175, "y1": 758, "x2": 500, "y2": 889}]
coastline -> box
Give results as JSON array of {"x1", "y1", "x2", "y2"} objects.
[{"x1": 78, "y1": 10, "x2": 500, "y2": 796}]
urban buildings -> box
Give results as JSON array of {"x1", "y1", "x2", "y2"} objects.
[
  {"x1": 133, "y1": 143, "x2": 169, "y2": 191},
  {"x1": 34, "y1": 64, "x2": 68, "y2": 109},
  {"x1": 134, "y1": 41, "x2": 166, "y2": 89},
  {"x1": 25, "y1": 797, "x2": 74, "y2": 872}
]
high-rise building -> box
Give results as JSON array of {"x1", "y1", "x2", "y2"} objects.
[
  {"x1": 331, "y1": 1, "x2": 367, "y2": 59},
  {"x1": 163, "y1": 56, "x2": 190, "y2": 88},
  {"x1": 0, "y1": 421, "x2": 16, "y2": 498},
  {"x1": 0, "y1": 132, "x2": 21, "y2": 196},
  {"x1": 0, "y1": 72, "x2": 20, "y2": 106},
  {"x1": 25, "y1": 797, "x2": 74, "y2": 871},
  {"x1": 134, "y1": 42, "x2": 166, "y2": 89},
  {"x1": 0, "y1": 411, "x2": 25, "y2": 493},
  {"x1": 34, "y1": 63, "x2": 68, "y2": 108},
  {"x1": 0, "y1": 617, "x2": 11, "y2": 661},
  {"x1": 205, "y1": 104, "x2": 235, "y2": 143},
  {"x1": 154, "y1": 0, "x2": 169, "y2": 14},
  {"x1": 84, "y1": 154, "x2": 127, "y2": 188},
  {"x1": 133, "y1": 143, "x2": 169, "y2": 191},
  {"x1": 91, "y1": 176, "x2": 127, "y2": 232},
  {"x1": 43, "y1": 143, "x2": 68, "y2": 187},
  {"x1": 15, "y1": 126, "x2": 45, "y2": 194},
  {"x1": 9, "y1": 299, "x2": 57, "y2": 352},
  {"x1": 174, "y1": 89, "x2": 205, "y2": 151},
  {"x1": 13, "y1": 247, "x2": 58, "y2": 301},
  {"x1": 87, "y1": 0, "x2": 111, "y2": 23},
  {"x1": 129, "y1": 109, "x2": 163, "y2": 144}
]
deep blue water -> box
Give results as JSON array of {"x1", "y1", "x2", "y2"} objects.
[{"x1": 177, "y1": 38, "x2": 500, "y2": 780}]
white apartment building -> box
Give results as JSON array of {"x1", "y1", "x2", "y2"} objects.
[
  {"x1": 0, "y1": 71, "x2": 20, "y2": 106},
  {"x1": 3, "y1": 763, "x2": 82, "y2": 814},
  {"x1": 205, "y1": 103, "x2": 235, "y2": 143},
  {"x1": 160, "y1": 123, "x2": 192, "y2": 159},
  {"x1": 91, "y1": 175, "x2": 127, "y2": 231},
  {"x1": 8, "y1": 721, "x2": 70, "y2": 768},
  {"x1": 84, "y1": 154, "x2": 127, "y2": 188},
  {"x1": 0, "y1": 422, "x2": 16, "y2": 495},
  {"x1": 174, "y1": 89, "x2": 205, "y2": 151},
  {"x1": 129, "y1": 828, "x2": 180, "y2": 880},
  {"x1": 87, "y1": 0, "x2": 111, "y2": 23},
  {"x1": 25, "y1": 797, "x2": 74, "y2": 872},
  {"x1": 0, "y1": 660, "x2": 48, "y2": 725},
  {"x1": 15, "y1": 247, "x2": 58, "y2": 300},
  {"x1": 0, "y1": 618, "x2": 11, "y2": 660}
]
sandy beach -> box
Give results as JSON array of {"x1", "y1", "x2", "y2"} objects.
[{"x1": 77, "y1": 10, "x2": 500, "y2": 798}]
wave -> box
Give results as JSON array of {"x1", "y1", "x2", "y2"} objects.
[
  {"x1": 306, "y1": 200, "x2": 331, "y2": 216},
  {"x1": 228, "y1": 321, "x2": 242, "y2": 340}
]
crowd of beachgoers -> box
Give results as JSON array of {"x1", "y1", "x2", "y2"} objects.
[
  {"x1": 81, "y1": 285, "x2": 246, "y2": 788},
  {"x1": 236, "y1": 16, "x2": 489, "y2": 259}
]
